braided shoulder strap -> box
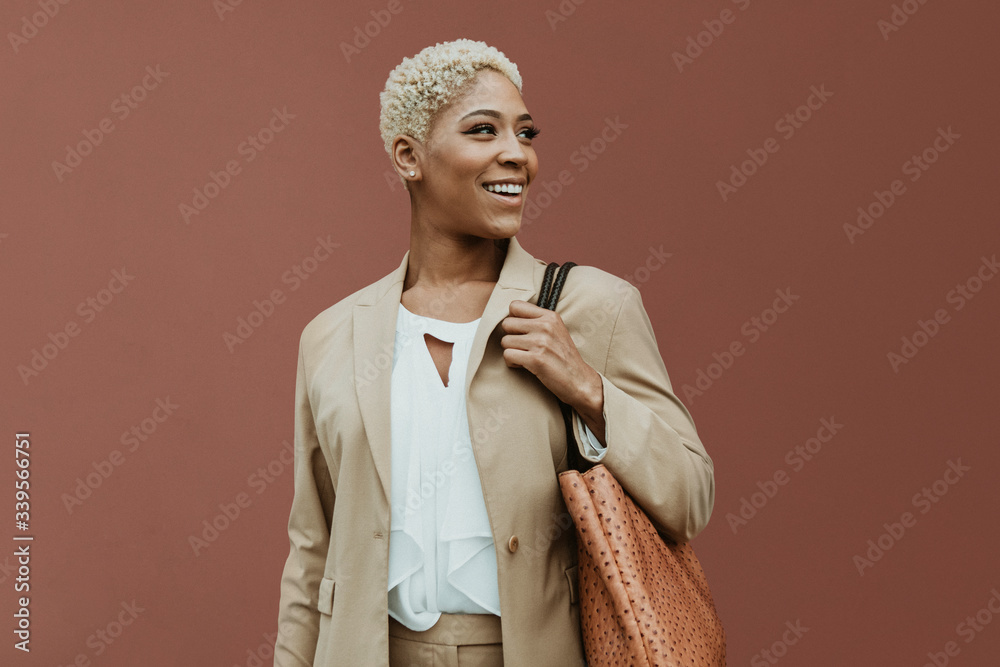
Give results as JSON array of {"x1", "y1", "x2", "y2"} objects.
[{"x1": 537, "y1": 261, "x2": 577, "y2": 311}]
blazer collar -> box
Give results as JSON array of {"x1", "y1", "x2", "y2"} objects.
[{"x1": 352, "y1": 235, "x2": 541, "y2": 503}]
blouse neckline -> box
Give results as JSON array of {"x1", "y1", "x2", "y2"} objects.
[{"x1": 397, "y1": 302, "x2": 481, "y2": 343}]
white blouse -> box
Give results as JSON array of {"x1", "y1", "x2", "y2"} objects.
[{"x1": 387, "y1": 301, "x2": 606, "y2": 631}]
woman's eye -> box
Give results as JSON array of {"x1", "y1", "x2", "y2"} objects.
[{"x1": 466, "y1": 124, "x2": 540, "y2": 140}]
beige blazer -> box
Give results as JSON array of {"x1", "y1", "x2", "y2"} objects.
[{"x1": 273, "y1": 235, "x2": 715, "y2": 666}]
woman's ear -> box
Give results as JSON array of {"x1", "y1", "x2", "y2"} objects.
[{"x1": 392, "y1": 134, "x2": 420, "y2": 182}]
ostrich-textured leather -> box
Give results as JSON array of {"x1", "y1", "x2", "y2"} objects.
[{"x1": 558, "y1": 464, "x2": 727, "y2": 666}]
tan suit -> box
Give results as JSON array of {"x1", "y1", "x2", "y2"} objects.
[{"x1": 274, "y1": 235, "x2": 715, "y2": 666}]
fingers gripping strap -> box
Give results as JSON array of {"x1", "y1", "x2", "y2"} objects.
[{"x1": 534, "y1": 260, "x2": 584, "y2": 471}]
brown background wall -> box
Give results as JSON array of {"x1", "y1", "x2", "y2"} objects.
[{"x1": 4, "y1": 0, "x2": 998, "y2": 665}]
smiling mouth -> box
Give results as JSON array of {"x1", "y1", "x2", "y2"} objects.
[
  {"x1": 481, "y1": 183, "x2": 525, "y2": 205},
  {"x1": 482, "y1": 183, "x2": 524, "y2": 196}
]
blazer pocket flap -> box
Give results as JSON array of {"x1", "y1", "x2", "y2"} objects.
[
  {"x1": 565, "y1": 564, "x2": 579, "y2": 605},
  {"x1": 317, "y1": 577, "x2": 336, "y2": 616}
]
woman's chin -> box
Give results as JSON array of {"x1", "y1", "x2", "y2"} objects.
[{"x1": 492, "y1": 218, "x2": 522, "y2": 238}]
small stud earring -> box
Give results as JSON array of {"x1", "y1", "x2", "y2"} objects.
[{"x1": 409, "y1": 171, "x2": 415, "y2": 177}]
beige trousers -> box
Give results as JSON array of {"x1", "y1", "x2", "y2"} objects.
[{"x1": 388, "y1": 613, "x2": 504, "y2": 667}]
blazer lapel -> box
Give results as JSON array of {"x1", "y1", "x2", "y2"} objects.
[{"x1": 352, "y1": 236, "x2": 541, "y2": 504}]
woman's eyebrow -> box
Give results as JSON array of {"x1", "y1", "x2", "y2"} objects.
[{"x1": 459, "y1": 109, "x2": 533, "y2": 123}]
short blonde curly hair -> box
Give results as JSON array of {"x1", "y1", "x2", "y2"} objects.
[{"x1": 379, "y1": 39, "x2": 523, "y2": 189}]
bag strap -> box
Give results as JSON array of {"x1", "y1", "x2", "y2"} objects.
[
  {"x1": 537, "y1": 261, "x2": 576, "y2": 310},
  {"x1": 536, "y1": 261, "x2": 588, "y2": 473}
]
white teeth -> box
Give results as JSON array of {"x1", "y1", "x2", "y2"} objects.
[{"x1": 484, "y1": 183, "x2": 523, "y2": 194}]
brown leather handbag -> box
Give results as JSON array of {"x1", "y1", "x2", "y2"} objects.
[{"x1": 537, "y1": 261, "x2": 727, "y2": 667}]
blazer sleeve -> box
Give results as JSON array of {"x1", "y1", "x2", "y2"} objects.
[
  {"x1": 568, "y1": 282, "x2": 715, "y2": 543},
  {"x1": 274, "y1": 337, "x2": 335, "y2": 666}
]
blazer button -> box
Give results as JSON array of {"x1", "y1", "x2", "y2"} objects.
[{"x1": 508, "y1": 535, "x2": 519, "y2": 553}]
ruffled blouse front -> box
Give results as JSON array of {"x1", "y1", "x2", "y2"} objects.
[{"x1": 387, "y1": 302, "x2": 500, "y2": 631}]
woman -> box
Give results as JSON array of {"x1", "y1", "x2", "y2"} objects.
[{"x1": 274, "y1": 39, "x2": 715, "y2": 666}]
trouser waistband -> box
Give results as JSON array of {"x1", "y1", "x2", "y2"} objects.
[{"x1": 388, "y1": 613, "x2": 502, "y2": 646}]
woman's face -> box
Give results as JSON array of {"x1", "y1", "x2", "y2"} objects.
[{"x1": 410, "y1": 69, "x2": 539, "y2": 241}]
